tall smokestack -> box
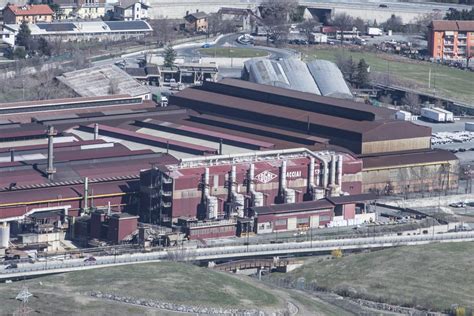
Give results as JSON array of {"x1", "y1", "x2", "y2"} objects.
[
  {"x1": 322, "y1": 159, "x2": 329, "y2": 188},
  {"x1": 9, "y1": 149, "x2": 14, "y2": 162},
  {"x1": 219, "y1": 138, "x2": 223, "y2": 155},
  {"x1": 281, "y1": 160, "x2": 287, "y2": 190},
  {"x1": 46, "y1": 126, "x2": 56, "y2": 180},
  {"x1": 330, "y1": 154, "x2": 336, "y2": 186},
  {"x1": 337, "y1": 155, "x2": 343, "y2": 186},
  {"x1": 84, "y1": 177, "x2": 89, "y2": 213},
  {"x1": 308, "y1": 157, "x2": 315, "y2": 189},
  {"x1": 93, "y1": 123, "x2": 99, "y2": 140},
  {"x1": 248, "y1": 164, "x2": 255, "y2": 193}
]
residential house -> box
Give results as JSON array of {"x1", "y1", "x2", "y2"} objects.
[
  {"x1": 217, "y1": 7, "x2": 253, "y2": 32},
  {"x1": 2, "y1": 4, "x2": 54, "y2": 24},
  {"x1": 113, "y1": 0, "x2": 149, "y2": 21},
  {"x1": 182, "y1": 11, "x2": 208, "y2": 33},
  {"x1": 53, "y1": 0, "x2": 106, "y2": 20}
]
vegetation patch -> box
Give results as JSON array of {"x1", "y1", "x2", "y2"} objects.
[{"x1": 271, "y1": 242, "x2": 474, "y2": 312}]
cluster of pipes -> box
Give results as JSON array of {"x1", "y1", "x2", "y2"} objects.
[
  {"x1": 201, "y1": 153, "x2": 343, "y2": 220},
  {"x1": 307, "y1": 153, "x2": 344, "y2": 201}
]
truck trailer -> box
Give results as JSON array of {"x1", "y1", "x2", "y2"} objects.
[{"x1": 421, "y1": 107, "x2": 454, "y2": 123}]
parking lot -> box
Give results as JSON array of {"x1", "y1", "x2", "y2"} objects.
[{"x1": 415, "y1": 119, "x2": 474, "y2": 163}]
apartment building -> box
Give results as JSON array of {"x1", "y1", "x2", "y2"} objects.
[{"x1": 428, "y1": 20, "x2": 474, "y2": 61}]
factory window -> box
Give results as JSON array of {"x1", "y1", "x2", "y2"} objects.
[
  {"x1": 334, "y1": 205, "x2": 343, "y2": 217},
  {"x1": 275, "y1": 219, "x2": 287, "y2": 226},
  {"x1": 297, "y1": 217, "x2": 309, "y2": 224},
  {"x1": 319, "y1": 215, "x2": 330, "y2": 222}
]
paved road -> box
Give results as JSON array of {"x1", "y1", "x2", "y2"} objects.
[
  {"x1": 2, "y1": 231, "x2": 473, "y2": 281},
  {"x1": 177, "y1": 33, "x2": 298, "y2": 61}
]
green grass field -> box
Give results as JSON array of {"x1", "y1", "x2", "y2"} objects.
[
  {"x1": 199, "y1": 47, "x2": 269, "y2": 58},
  {"x1": 300, "y1": 47, "x2": 474, "y2": 104},
  {"x1": 0, "y1": 262, "x2": 282, "y2": 315},
  {"x1": 274, "y1": 242, "x2": 474, "y2": 312}
]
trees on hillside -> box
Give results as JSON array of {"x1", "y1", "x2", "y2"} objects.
[{"x1": 444, "y1": 7, "x2": 474, "y2": 20}]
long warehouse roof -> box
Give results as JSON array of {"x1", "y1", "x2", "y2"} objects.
[
  {"x1": 200, "y1": 79, "x2": 394, "y2": 121},
  {"x1": 170, "y1": 87, "x2": 430, "y2": 142}
]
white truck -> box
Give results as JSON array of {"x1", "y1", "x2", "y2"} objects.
[
  {"x1": 310, "y1": 32, "x2": 327, "y2": 44},
  {"x1": 421, "y1": 107, "x2": 454, "y2": 123},
  {"x1": 367, "y1": 27, "x2": 383, "y2": 36}
]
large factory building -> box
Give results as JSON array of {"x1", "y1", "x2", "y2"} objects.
[{"x1": 139, "y1": 149, "x2": 363, "y2": 225}]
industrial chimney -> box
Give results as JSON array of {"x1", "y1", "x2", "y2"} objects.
[
  {"x1": 94, "y1": 123, "x2": 99, "y2": 140},
  {"x1": 46, "y1": 126, "x2": 56, "y2": 180}
]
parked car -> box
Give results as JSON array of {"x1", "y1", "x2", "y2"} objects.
[
  {"x1": 84, "y1": 256, "x2": 96, "y2": 262},
  {"x1": 5, "y1": 263, "x2": 18, "y2": 269},
  {"x1": 201, "y1": 43, "x2": 212, "y2": 48},
  {"x1": 449, "y1": 202, "x2": 466, "y2": 208}
]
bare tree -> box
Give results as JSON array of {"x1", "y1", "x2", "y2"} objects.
[
  {"x1": 383, "y1": 14, "x2": 403, "y2": 32},
  {"x1": 353, "y1": 17, "x2": 366, "y2": 34},
  {"x1": 331, "y1": 13, "x2": 354, "y2": 44},
  {"x1": 402, "y1": 92, "x2": 421, "y2": 114},
  {"x1": 260, "y1": 0, "x2": 298, "y2": 46},
  {"x1": 300, "y1": 17, "x2": 319, "y2": 42},
  {"x1": 149, "y1": 19, "x2": 177, "y2": 46}
]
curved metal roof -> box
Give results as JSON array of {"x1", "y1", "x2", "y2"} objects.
[
  {"x1": 243, "y1": 58, "x2": 352, "y2": 98},
  {"x1": 243, "y1": 59, "x2": 321, "y2": 94},
  {"x1": 307, "y1": 60, "x2": 353, "y2": 99}
]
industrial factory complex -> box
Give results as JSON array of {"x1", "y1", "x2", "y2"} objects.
[{"x1": 0, "y1": 78, "x2": 459, "y2": 253}]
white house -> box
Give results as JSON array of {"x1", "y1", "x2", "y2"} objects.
[{"x1": 113, "y1": 0, "x2": 149, "y2": 21}]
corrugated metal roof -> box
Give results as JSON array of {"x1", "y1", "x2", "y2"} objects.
[
  {"x1": 244, "y1": 59, "x2": 321, "y2": 95},
  {"x1": 307, "y1": 60, "x2": 353, "y2": 99},
  {"x1": 137, "y1": 119, "x2": 275, "y2": 149},
  {"x1": 251, "y1": 199, "x2": 334, "y2": 215},
  {"x1": 361, "y1": 149, "x2": 457, "y2": 169},
  {"x1": 202, "y1": 79, "x2": 394, "y2": 120}
]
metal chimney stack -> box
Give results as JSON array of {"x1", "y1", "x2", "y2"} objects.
[
  {"x1": 46, "y1": 126, "x2": 56, "y2": 180},
  {"x1": 9, "y1": 149, "x2": 14, "y2": 162},
  {"x1": 93, "y1": 123, "x2": 99, "y2": 140}
]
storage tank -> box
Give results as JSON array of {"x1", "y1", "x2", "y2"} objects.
[
  {"x1": 314, "y1": 188, "x2": 325, "y2": 200},
  {"x1": 0, "y1": 222, "x2": 10, "y2": 249},
  {"x1": 466, "y1": 122, "x2": 474, "y2": 132},
  {"x1": 284, "y1": 188, "x2": 296, "y2": 204},
  {"x1": 252, "y1": 191, "x2": 264, "y2": 207},
  {"x1": 207, "y1": 196, "x2": 218, "y2": 219}
]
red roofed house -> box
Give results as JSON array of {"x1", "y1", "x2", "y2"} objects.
[{"x1": 3, "y1": 4, "x2": 54, "y2": 24}]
